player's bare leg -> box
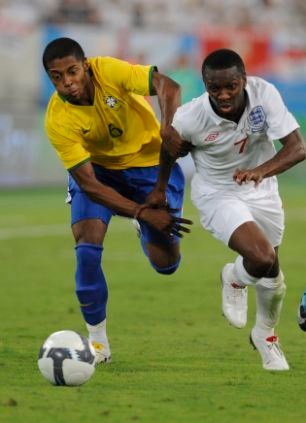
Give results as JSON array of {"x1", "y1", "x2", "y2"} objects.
[
  {"x1": 146, "y1": 242, "x2": 180, "y2": 273},
  {"x1": 225, "y1": 222, "x2": 288, "y2": 370}
]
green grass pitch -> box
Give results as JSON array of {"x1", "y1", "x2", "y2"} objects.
[{"x1": 0, "y1": 178, "x2": 306, "y2": 422}]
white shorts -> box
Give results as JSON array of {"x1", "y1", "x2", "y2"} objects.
[{"x1": 191, "y1": 186, "x2": 285, "y2": 247}]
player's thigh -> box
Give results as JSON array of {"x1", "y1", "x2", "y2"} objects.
[
  {"x1": 134, "y1": 163, "x2": 184, "y2": 244},
  {"x1": 129, "y1": 164, "x2": 184, "y2": 265},
  {"x1": 129, "y1": 163, "x2": 185, "y2": 216},
  {"x1": 228, "y1": 220, "x2": 274, "y2": 261},
  {"x1": 248, "y1": 193, "x2": 284, "y2": 248},
  {"x1": 146, "y1": 237, "x2": 180, "y2": 268},
  {"x1": 68, "y1": 174, "x2": 113, "y2": 245},
  {"x1": 191, "y1": 192, "x2": 255, "y2": 246}
]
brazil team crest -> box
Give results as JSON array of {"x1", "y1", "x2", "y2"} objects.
[
  {"x1": 104, "y1": 95, "x2": 120, "y2": 110},
  {"x1": 248, "y1": 106, "x2": 267, "y2": 132}
]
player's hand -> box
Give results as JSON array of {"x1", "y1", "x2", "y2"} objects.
[
  {"x1": 233, "y1": 168, "x2": 264, "y2": 186},
  {"x1": 160, "y1": 126, "x2": 193, "y2": 158},
  {"x1": 137, "y1": 207, "x2": 193, "y2": 237}
]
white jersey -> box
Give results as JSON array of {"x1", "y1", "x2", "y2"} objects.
[{"x1": 172, "y1": 76, "x2": 299, "y2": 196}]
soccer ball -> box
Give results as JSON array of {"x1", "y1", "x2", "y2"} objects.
[
  {"x1": 38, "y1": 330, "x2": 96, "y2": 386},
  {"x1": 297, "y1": 290, "x2": 306, "y2": 332}
]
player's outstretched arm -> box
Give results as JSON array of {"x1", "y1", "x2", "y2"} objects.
[
  {"x1": 70, "y1": 161, "x2": 193, "y2": 236},
  {"x1": 146, "y1": 72, "x2": 192, "y2": 209},
  {"x1": 234, "y1": 129, "x2": 306, "y2": 185},
  {"x1": 151, "y1": 72, "x2": 193, "y2": 160}
]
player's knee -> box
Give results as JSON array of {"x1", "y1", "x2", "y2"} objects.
[
  {"x1": 252, "y1": 246, "x2": 276, "y2": 275},
  {"x1": 150, "y1": 256, "x2": 181, "y2": 275}
]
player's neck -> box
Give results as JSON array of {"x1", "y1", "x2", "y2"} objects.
[
  {"x1": 232, "y1": 98, "x2": 246, "y2": 123},
  {"x1": 81, "y1": 77, "x2": 95, "y2": 106}
]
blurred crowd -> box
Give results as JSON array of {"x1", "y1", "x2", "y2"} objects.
[
  {"x1": 0, "y1": 0, "x2": 306, "y2": 112},
  {"x1": 0, "y1": 0, "x2": 306, "y2": 34},
  {"x1": 0, "y1": 0, "x2": 305, "y2": 187}
]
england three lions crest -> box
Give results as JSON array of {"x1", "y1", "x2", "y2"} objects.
[{"x1": 248, "y1": 106, "x2": 267, "y2": 132}]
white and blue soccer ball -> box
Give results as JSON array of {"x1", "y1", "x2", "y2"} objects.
[
  {"x1": 298, "y1": 290, "x2": 306, "y2": 332},
  {"x1": 38, "y1": 330, "x2": 96, "y2": 386}
]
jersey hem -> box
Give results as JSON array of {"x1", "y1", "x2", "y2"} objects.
[
  {"x1": 67, "y1": 157, "x2": 91, "y2": 171},
  {"x1": 149, "y1": 66, "x2": 157, "y2": 95}
]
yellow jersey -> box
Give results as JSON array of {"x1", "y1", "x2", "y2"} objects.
[{"x1": 45, "y1": 57, "x2": 162, "y2": 170}]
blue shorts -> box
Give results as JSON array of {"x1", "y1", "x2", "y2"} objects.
[{"x1": 67, "y1": 163, "x2": 185, "y2": 246}]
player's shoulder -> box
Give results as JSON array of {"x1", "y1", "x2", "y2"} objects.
[
  {"x1": 173, "y1": 94, "x2": 208, "y2": 137},
  {"x1": 88, "y1": 56, "x2": 121, "y2": 68},
  {"x1": 176, "y1": 93, "x2": 206, "y2": 120},
  {"x1": 89, "y1": 56, "x2": 134, "y2": 87},
  {"x1": 89, "y1": 56, "x2": 129, "y2": 75},
  {"x1": 246, "y1": 76, "x2": 277, "y2": 97}
]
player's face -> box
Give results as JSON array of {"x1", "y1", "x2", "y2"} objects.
[
  {"x1": 47, "y1": 56, "x2": 91, "y2": 104},
  {"x1": 203, "y1": 66, "x2": 247, "y2": 121}
]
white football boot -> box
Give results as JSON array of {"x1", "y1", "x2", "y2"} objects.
[
  {"x1": 91, "y1": 337, "x2": 112, "y2": 364},
  {"x1": 221, "y1": 263, "x2": 248, "y2": 328},
  {"x1": 86, "y1": 321, "x2": 112, "y2": 364},
  {"x1": 250, "y1": 328, "x2": 289, "y2": 371}
]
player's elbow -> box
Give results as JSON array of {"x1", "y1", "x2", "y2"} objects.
[
  {"x1": 291, "y1": 131, "x2": 306, "y2": 164},
  {"x1": 292, "y1": 143, "x2": 306, "y2": 166},
  {"x1": 155, "y1": 73, "x2": 181, "y2": 99},
  {"x1": 297, "y1": 142, "x2": 306, "y2": 162},
  {"x1": 170, "y1": 79, "x2": 180, "y2": 92}
]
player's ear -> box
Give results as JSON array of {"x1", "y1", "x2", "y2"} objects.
[{"x1": 84, "y1": 59, "x2": 90, "y2": 71}]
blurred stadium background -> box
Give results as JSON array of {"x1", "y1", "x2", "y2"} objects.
[
  {"x1": 0, "y1": 0, "x2": 306, "y2": 187},
  {"x1": 1, "y1": 4, "x2": 306, "y2": 420}
]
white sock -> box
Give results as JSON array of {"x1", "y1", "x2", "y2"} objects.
[
  {"x1": 254, "y1": 271, "x2": 286, "y2": 337},
  {"x1": 86, "y1": 319, "x2": 108, "y2": 344},
  {"x1": 232, "y1": 255, "x2": 259, "y2": 287}
]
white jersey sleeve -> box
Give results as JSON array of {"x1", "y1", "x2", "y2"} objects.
[
  {"x1": 172, "y1": 96, "x2": 205, "y2": 144},
  {"x1": 262, "y1": 80, "x2": 299, "y2": 140}
]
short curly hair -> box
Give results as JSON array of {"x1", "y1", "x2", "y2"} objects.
[
  {"x1": 202, "y1": 49, "x2": 246, "y2": 78},
  {"x1": 42, "y1": 37, "x2": 85, "y2": 71}
]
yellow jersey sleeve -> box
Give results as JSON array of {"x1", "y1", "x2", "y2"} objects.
[{"x1": 92, "y1": 57, "x2": 155, "y2": 96}]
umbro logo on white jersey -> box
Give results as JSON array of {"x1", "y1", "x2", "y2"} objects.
[{"x1": 204, "y1": 132, "x2": 219, "y2": 142}]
